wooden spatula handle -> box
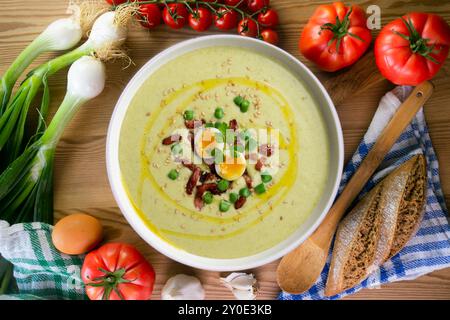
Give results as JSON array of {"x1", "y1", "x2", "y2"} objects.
[{"x1": 313, "y1": 81, "x2": 434, "y2": 248}]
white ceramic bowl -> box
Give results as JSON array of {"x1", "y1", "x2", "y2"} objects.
[{"x1": 106, "y1": 35, "x2": 344, "y2": 271}]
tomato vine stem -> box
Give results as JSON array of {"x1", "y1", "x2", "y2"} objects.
[{"x1": 111, "y1": 0, "x2": 264, "y2": 37}]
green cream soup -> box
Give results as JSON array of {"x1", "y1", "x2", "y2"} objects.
[{"x1": 119, "y1": 46, "x2": 329, "y2": 258}]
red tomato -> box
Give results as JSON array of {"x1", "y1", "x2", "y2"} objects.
[
  {"x1": 261, "y1": 28, "x2": 279, "y2": 45},
  {"x1": 81, "y1": 243, "x2": 155, "y2": 300},
  {"x1": 299, "y1": 2, "x2": 372, "y2": 72},
  {"x1": 138, "y1": 4, "x2": 161, "y2": 29},
  {"x1": 258, "y1": 8, "x2": 279, "y2": 28},
  {"x1": 105, "y1": 0, "x2": 127, "y2": 5},
  {"x1": 162, "y1": 3, "x2": 188, "y2": 29},
  {"x1": 189, "y1": 7, "x2": 213, "y2": 32},
  {"x1": 247, "y1": 0, "x2": 269, "y2": 13},
  {"x1": 214, "y1": 8, "x2": 239, "y2": 30},
  {"x1": 238, "y1": 18, "x2": 258, "y2": 37},
  {"x1": 375, "y1": 12, "x2": 450, "y2": 85},
  {"x1": 224, "y1": 0, "x2": 245, "y2": 7}
]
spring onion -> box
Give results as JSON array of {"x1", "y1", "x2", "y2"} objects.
[
  {"x1": 0, "y1": 10, "x2": 129, "y2": 166},
  {"x1": 0, "y1": 17, "x2": 83, "y2": 115},
  {"x1": 0, "y1": 56, "x2": 106, "y2": 225}
]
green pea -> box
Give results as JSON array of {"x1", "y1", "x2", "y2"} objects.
[
  {"x1": 202, "y1": 192, "x2": 213, "y2": 204},
  {"x1": 167, "y1": 169, "x2": 179, "y2": 180},
  {"x1": 239, "y1": 187, "x2": 251, "y2": 198},
  {"x1": 233, "y1": 96, "x2": 244, "y2": 106},
  {"x1": 219, "y1": 200, "x2": 231, "y2": 212},
  {"x1": 214, "y1": 107, "x2": 224, "y2": 119},
  {"x1": 171, "y1": 143, "x2": 182, "y2": 155},
  {"x1": 240, "y1": 100, "x2": 250, "y2": 113},
  {"x1": 229, "y1": 192, "x2": 239, "y2": 204},
  {"x1": 254, "y1": 183, "x2": 266, "y2": 194},
  {"x1": 184, "y1": 110, "x2": 194, "y2": 120},
  {"x1": 261, "y1": 174, "x2": 272, "y2": 183},
  {"x1": 217, "y1": 179, "x2": 230, "y2": 192}
]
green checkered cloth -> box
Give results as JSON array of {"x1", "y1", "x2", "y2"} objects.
[{"x1": 0, "y1": 220, "x2": 87, "y2": 300}]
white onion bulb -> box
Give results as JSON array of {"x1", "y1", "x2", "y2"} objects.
[{"x1": 67, "y1": 56, "x2": 106, "y2": 100}]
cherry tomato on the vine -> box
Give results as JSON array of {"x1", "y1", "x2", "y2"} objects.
[
  {"x1": 224, "y1": 0, "x2": 246, "y2": 7},
  {"x1": 261, "y1": 28, "x2": 279, "y2": 45},
  {"x1": 162, "y1": 3, "x2": 188, "y2": 29},
  {"x1": 105, "y1": 0, "x2": 127, "y2": 5},
  {"x1": 214, "y1": 8, "x2": 239, "y2": 30},
  {"x1": 138, "y1": 4, "x2": 162, "y2": 29},
  {"x1": 189, "y1": 7, "x2": 213, "y2": 32},
  {"x1": 258, "y1": 8, "x2": 278, "y2": 28},
  {"x1": 247, "y1": 0, "x2": 269, "y2": 13},
  {"x1": 238, "y1": 18, "x2": 258, "y2": 37}
]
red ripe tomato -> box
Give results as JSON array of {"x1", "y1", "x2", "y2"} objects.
[
  {"x1": 258, "y1": 8, "x2": 278, "y2": 28},
  {"x1": 375, "y1": 12, "x2": 450, "y2": 85},
  {"x1": 81, "y1": 243, "x2": 155, "y2": 300},
  {"x1": 224, "y1": 0, "x2": 245, "y2": 7},
  {"x1": 299, "y1": 2, "x2": 372, "y2": 72},
  {"x1": 238, "y1": 18, "x2": 258, "y2": 37},
  {"x1": 138, "y1": 4, "x2": 161, "y2": 29},
  {"x1": 247, "y1": 0, "x2": 269, "y2": 13},
  {"x1": 162, "y1": 3, "x2": 188, "y2": 29},
  {"x1": 261, "y1": 28, "x2": 279, "y2": 45},
  {"x1": 189, "y1": 7, "x2": 213, "y2": 32},
  {"x1": 214, "y1": 8, "x2": 239, "y2": 30},
  {"x1": 105, "y1": 0, "x2": 127, "y2": 5}
]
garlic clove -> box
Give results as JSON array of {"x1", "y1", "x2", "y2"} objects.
[
  {"x1": 220, "y1": 272, "x2": 258, "y2": 300},
  {"x1": 161, "y1": 274, "x2": 205, "y2": 300},
  {"x1": 232, "y1": 288, "x2": 257, "y2": 300}
]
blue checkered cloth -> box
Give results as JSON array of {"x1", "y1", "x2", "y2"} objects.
[{"x1": 279, "y1": 86, "x2": 450, "y2": 300}]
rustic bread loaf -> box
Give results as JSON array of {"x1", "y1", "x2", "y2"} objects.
[
  {"x1": 388, "y1": 155, "x2": 426, "y2": 258},
  {"x1": 324, "y1": 183, "x2": 385, "y2": 296},
  {"x1": 324, "y1": 155, "x2": 426, "y2": 296}
]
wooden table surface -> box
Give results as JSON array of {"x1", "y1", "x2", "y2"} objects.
[{"x1": 1, "y1": 0, "x2": 450, "y2": 300}]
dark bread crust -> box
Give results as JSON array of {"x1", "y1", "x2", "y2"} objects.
[
  {"x1": 341, "y1": 188, "x2": 383, "y2": 291},
  {"x1": 389, "y1": 155, "x2": 426, "y2": 258}
]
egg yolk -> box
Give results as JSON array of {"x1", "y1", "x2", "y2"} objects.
[
  {"x1": 201, "y1": 131, "x2": 215, "y2": 150},
  {"x1": 218, "y1": 155, "x2": 246, "y2": 180}
]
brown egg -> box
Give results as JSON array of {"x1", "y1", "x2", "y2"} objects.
[{"x1": 52, "y1": 213, "x2": 103, "y2": 255}]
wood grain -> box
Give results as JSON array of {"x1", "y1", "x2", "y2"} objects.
[{"x1": 1, "y1": 0, "x2": 450, "y2": 300}]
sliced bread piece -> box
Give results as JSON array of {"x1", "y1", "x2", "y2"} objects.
[
  {"x1": 324, "y1": 183, "x2": 385, "y2": 296},
  {"x1": 325, "y1": 155, "x2": 427, "y2": 296},
  {"x1": 388, "y1": 154, "x2": 426, "y2": 258}
]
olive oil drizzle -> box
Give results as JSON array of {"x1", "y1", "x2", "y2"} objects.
[{"x1": 127, "y1": 77, "x2": 299, "y2": 241}]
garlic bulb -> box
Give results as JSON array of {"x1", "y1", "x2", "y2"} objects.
[
  {"x1": 220, "y1": 273, "x2": 258, "y2": 300},
  {"x1": 161, "y1": 274, "x2": 205, "y2": 300}
]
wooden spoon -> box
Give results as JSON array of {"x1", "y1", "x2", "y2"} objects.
[{"x1": 277, "y1": 81, "x2": 434, "y2": 294}]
